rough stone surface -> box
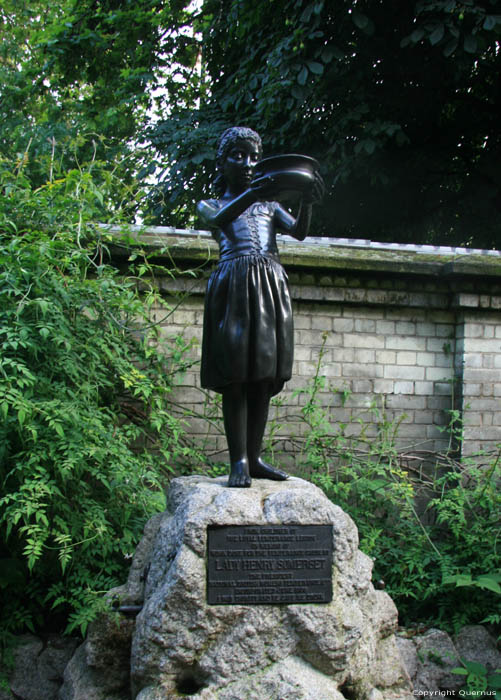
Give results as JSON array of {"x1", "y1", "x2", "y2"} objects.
[
  {"x1": 454, "y1": 624, "x2": 501, "y2": 674},
  {"x1": 1, "y1": 634, "x2": 79, "y2": 700},
  {"x1": 59, "y1": 615, "x2": 135, "y2": 700},
  {"x1": 397, "y1": 625, "x2": 501, "y2": 694},
  {"x1": 409, "y1": 628, "x2": 462, "y2": 693},
  {"x1": 126, "y1": 476, "x2": 412, "y2": 700}
]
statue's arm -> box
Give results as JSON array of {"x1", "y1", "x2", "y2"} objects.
[
  {"x1": 196, "y1": 190, "x2": 257, "y2": 230},
  {"x1": 274, "y1": 170, "x2": 324, "y2": 241},
  {"x1": 272, "y1": 201, "x2": 313, "y2": 241}
]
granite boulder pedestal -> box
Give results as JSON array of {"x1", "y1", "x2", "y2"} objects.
[{"x1": 60, "y1": 476, "x2": 412, "y2": 700}]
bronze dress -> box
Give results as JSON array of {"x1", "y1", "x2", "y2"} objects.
[{"x1": 201, "y1": 201, "x2": 293, "y2": 396}]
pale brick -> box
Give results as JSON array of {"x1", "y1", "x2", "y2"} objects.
[
  {"x1": 426, "y1": 424, "x2": 446, "y2": 439},
  {"x1": 171, "y1": 309, "x2": 197, "y2": 325},
  {"x1": 385, "y1": 336, "x2": 427, "y2": 351},
  {"x1": 395, "y1": 321, "x2": 416, "y2": 335},
  {"x1": 464, "y1": 354, "x2": 482, "y2": 369},
  {"x1": 397, "y1": 424, "x2": 427, "y2": 438},
  {"x1": 353, "y1": 349, "x2": 376, "y2": 364},
  {"x1": 344, "y1": 333, "x2": 385, "y2": 349},
  {"x1": 316, "y1": 362, "x2": 341, "y2": 378},
  {"x1": 432, "y1": 410, "x2": 450, "y2": 426},
  {"x1": 466, "y1": 397, "x2": 500, "y2": 411},
  {"x1": 333, "y1": 317, "x2": 355, "y2": 332},
  {"x1": 293, "y1": 315, "x2": 312, "y2": 330},
  {"x1": 434, "y1": 353, "x2": 454, "y2": 368},
  {"x1": 297, "y1": 330, "x2": 317, "y2": 346},
  {"x1": 311, "y1": 315, "x2": 333, "y2": 331},
  {"x1": 298, "y1": 361, "x2": 320, "y2": 376},
  {"x1": 355, "y1": 318, "x2": 376, "y2": 332},
  {"x1": 413, "y1": 410, "x2": 435, "y2": 424},
  {"x1": 352, "y1": 380, "x2": 373, "y2": 393},
  {"x1": 414, "y1": 381, "x2": 434, "y2": 395},
  {"x1": 344, "y1": 288, "x2": 367, "y2": 303},
  {"x1": 426, "y1": 337, "x2": 450, "y2": 352},
  {"x1": 375, "y1": 320, "x2": 396, "y2": 336},
  {"x1": 416, "y1": 322, "x2": 437, "y2": 337},
  {"x1": 436, "y1": 324, "x2": 454, "y2": 338},
  {"x1": 463, "y1": 412, "x2": 482, "y2": 426},
  {"x1": 434, "y1": 382, "x2": 453, "y2": 395},
  {"x1": 463, "y1": 427, "x2": 501, "y2": 441},
  {"x1": 294, "y1": 346, "x2": 312, "y2": 361},
  {"x1": 373, "y1": 379, "x2": 394, "y2": 394},
  {"x1": 342, "y1": 363, "x2": 382, "y2": 378},
  {"x1": 425, "y1": 367, "x2": 454, "y2": 381},
  {"x1": 482, "y1": 355, "x2": 496, "y2": 369},
  {"x1": 416, "y1": 351, "x2": 433, "y2": 367},
  {"x1": 396, "y1": 351, "x2": 417, "y2": 365},
  {"x1": 376, "y1": 350, "x2": 397, "y2": 364},
  {"x1": 457, "y1": 293, "x2": 480, "y2": 307},
  {"x1": 492, "y1": 355, "x2": 501, "y2": 369},
  {"x1": 465, "y1": 338, "x2": 501, "y2": 353},
  {"x1": 427, "y1": 396, "x2": 451, "y2": 410},
  {"x1": 334, "y1": 347, "x2": 355, "y2": 363},
  {"x1": 384, "y1": 365, "x2": 425, "y2": 380},
  {"x1": 465, "y1": 323, "x2": 486, "y2": 338},
  {"x1": 394, "y1": 381, "x2": 414, "y2": 395},
  {"x1": 386, "y1": 395, "x2": 426, "y2": 409},
  {"x1": 385, "y1": 309, "x2": 411, "y2": 321},
  {"x1": 463, "y1": 368, "x2": 499, "y2": 383}
]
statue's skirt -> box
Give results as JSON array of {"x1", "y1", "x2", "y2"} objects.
[{"x1": 201, "y1": 254, "x2": 293, "y2": 395}]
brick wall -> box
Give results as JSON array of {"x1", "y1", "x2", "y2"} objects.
[{"x1": 111, "y1": 227, "x2": 501, "y2": 459}]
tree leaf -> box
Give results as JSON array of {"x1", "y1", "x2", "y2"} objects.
[
  {"x1": 429, "y1": 24, "x2": 445, "y2": 45},
  {"x1": 451, "y1": 667, "x2": 468, "y2": 676},
  {"x1": 483, "y1": 15, "x2": 498, "y2": 31},
  {"x1": 297, "y1": 65, "x2": 308, "y2": 85},
  {"x1": 300, "y1": 4, "x2": 314, "y2": 23},
  {"x1": 476, "y1": 575, "x2": 501, "y2": 594},
  {"x1": 307, "y1": 60, "x2": 324, "y2": 75}
]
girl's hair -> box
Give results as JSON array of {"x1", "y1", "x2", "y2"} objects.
[{"x1": 214, "y1": 126, "x2": 262, "y2": 195}]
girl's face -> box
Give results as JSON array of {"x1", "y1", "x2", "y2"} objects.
[{"x1": 223, "y1": 138, "x2": 260, "y2": 194}]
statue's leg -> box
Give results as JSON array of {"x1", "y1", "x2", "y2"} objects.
[
  {"x1": 222, "y1": 383, "x2": 251, "y2": 487},
  {"x1": 247, "y1": 382, "x2": 289, "y2": 481}
]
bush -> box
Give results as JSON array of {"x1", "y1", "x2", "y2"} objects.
[
  {"x1": 265, "y1": 338, "x2": 501, "y2": 632},
  {"x1": 0, "y1": 145, "x2": 204, "y2": 641}
]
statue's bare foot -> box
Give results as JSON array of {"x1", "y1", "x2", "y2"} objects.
[
  {"x1": 250, "y1": 458, "x2": 289, "y2": 481},
  {"x1": 228, "y1": 459, "x2": 252, "y2": 488}
]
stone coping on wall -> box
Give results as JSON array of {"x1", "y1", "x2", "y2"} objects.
[{"x1": 104, "y1": 224, "x2": 501, "y2": 310}]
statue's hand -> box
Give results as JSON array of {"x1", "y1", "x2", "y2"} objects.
[
  {"x1": 250, "y1": 174, "x2": 277, "y2": 200},
  {"x1": 303, "y1": 170, "x2": 325, "y2": 205}
]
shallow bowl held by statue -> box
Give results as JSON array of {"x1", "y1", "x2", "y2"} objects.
[{"x1": 254, "y1": 154, "x2": 319, "y2": 202}]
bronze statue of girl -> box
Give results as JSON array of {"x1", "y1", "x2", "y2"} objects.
[{"x1": 197, "y1": 126, "x2": 323, "y2": 487}]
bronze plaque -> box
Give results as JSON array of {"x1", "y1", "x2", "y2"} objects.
[{"x1": 207, "y1": 524, "x2": 333, "y2": 605}]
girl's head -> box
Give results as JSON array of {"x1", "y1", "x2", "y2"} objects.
[{"x1": 214, "y1": 126, "x2": 262, "y2": 195}]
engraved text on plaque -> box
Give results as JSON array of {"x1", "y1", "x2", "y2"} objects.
[{"x1": 207, "y1": 524, "x2": 333, "y2": 605}]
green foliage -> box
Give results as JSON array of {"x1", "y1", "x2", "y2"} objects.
[
  {"x1": 451, "y1": 658, "x2": 501, "y2": 696},
  {"x1": 0, "y1": 0, "x2": 200, "y2": 221},
  {"x1": 151, "y1": 0, "x2": 501, "y2": 247},
  {"x1": 262, "y1": 340, "x2": 501, "y2": 631},
  {"x1": 0, "y1": 147, "x2": 205, "y2": 642}
]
